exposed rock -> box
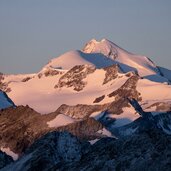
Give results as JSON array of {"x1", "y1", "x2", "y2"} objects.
[
  {"x1": 37, "y1": 73, "x2": 43, "y2": 79},
  {"x1": 55, "y1": 103, "x2": 109, "y2": 119},
  {"x1": 51, "y1": 129, "x2": 171, "y2": 171},
  {"x1": 93, "y1": 95, "x2": 105, "y2": 103},
  {"x1": 146, "y1": 102, "x2": 171, "y2": 112},
  {"x1": 44, "y1": 69, "x2": 63, "y2": 77},
  {"x1": 0, "y1": 106, "x2": 103, "y2": 156},
  {"x1": 108, "y1": 75, "x2": 141, "y2": 101},
  {"x1": 22, "y1": 77, "x2": 32, "y2": 82},
  {"x1": 2, "y1": 123, "x2": 171, "y2": 171},
  {"x1": 0, "y1": 105, "x2": 55, "y2": 154},
  {"x1": 104, "y1": 99, "x2": 171, "y2": 137},
  {"x1": 2, "y1": 131, "x2": 90, "y2": 171},
  {"x1": 54, "y1": 65, "x2": 96, "y2": 91},
  {"x1": 0, "y1": 74, "x2": 11, "y2": 93},
  {"x1": 55, "y1": 117, "x2": 103, "y2": 140},
  {"x1": 103, "y1": 64, "x2": 121, "y2": 84}
]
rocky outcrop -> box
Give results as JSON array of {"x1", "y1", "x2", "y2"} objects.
[
  {"x1": 2, "y1": 131, "x2": 90, "y2": 171},
  {"x1": 55, "y1": 75, "x2": 142, "y2": 118},
  {"x1": 55, "y1": 117, "x2": 103, "y2": 140},
  {"x1": 59, "y1": 129, "x2": 171, "y2": 171},
  {"x1": 5, "y1": 128, "x2": 171, "y2": 171},
  {"x1": 103, "y1": 64, "x2": 121, "y2": 84},
  {"x1": 103, "y1": 99, "x2": 171, "y2": 137},
  {"x1": 55, "y1": 103, "x2": 108, "y2": 119},
  {"x1": 54, "y1": 65, "x2": 96, "y2": 91},
  {"x1": 0, "y1": 106, "x2": 103, "y2": 156},
  {"x1": 0, "y1": 106, "x2": 51, "y2": 154},
  {"x1": 0, "y1": 74, "x2": 11, "y2": 93},
  {"x1": 108, "y1": 75, "x2": 141, "y2": 101},
  {"x1": 22, "y1": 77, "x2": 32, "y2": 82},
  {"x1": 146, "y1": 102, "x2": 171, "y2": 112},
  {"x1": 93, "y1": 95, "x2": 105, "y2": 103},
  {"x1": 37, "y1": 68, "x2": 63, "y2": 79}
]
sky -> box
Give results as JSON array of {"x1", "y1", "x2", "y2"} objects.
[{"x1": 0, "y1": 0, "x2": 171, "y2": 74}]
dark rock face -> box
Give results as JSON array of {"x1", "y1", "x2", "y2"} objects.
[
  {"x1": 22, "y1": 77, "x2": 32, "y2": 82},
  {"x1": 146, "y1": 102, "x2": 171, "y2": 112},
  {"x1": 6, "y1": 129, "x2": 170, "y2": 171},
  {"x1": 93, "y1": 95, "x2": 105, "y2": 103},
  {"x1": 55, "y1": 117, "x2": 103, "y2": 140},
  {"x1": 37, "y1": 68, "x2": 63, "y2": 79},
  {"x1": 56, "y1": 130, "x2": 171, "y2": 171},
  {"x1": 108, "y1": 75, "x2": 141, "y2": 101},
  {"x1": 2, "y1": 99, "x2": 171, "y2": 171},
  {"x1": 55, "y1": 75, "x2": 142, "y2": 118},
  {"x1": 102, "y1": 99, "x2": 171, "y2": 137},
  {"x1": 0, "y1": 106, "x2": 103, "y2": 156},
  {"x1": 44, "y1": 69, "x2": 63, "y2": 77},
  {"x1": 0, "y1": 106, "x2": 50, "y2": 154},
  {"x1": 2, "y1": 131, "x2": 90, "y2": 171},
  {"x1": 55, "y1": 103, "x2": 108, "y2": 119},
  {"x1": 0, "y1": 151, "x2": 13, "y2": 169},
  {"x1": 54, "y1": 65, "x2": 96, "y2": 91},
  {"x1": 103, "y1": 64, "x2": 121, "y2": 84}
]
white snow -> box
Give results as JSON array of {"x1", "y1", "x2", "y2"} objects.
[
  {"x1": 47, "y1": 114, "x2": 75, "y2": 128},
  {"x1": 83, "y1": 39, "x2": 160, "y2": 77},
  {"x1": 4, "y1": 67, "x2": 129, "y2": 113},
  {"x1": 109, "y1": 107, "x2": 139, "y2": 127},
  {"x1": 1, "y1": 147, "x2": 19, "y2": 160},
  {"x1": 137, "y1": 78, "x2": 171, "y2": 101},
  {"x1": 44, "y1": 50, "x2": 93, "y2": 70},
  {"x1": 89, "y1": 139, "x2": 99, "y2": 145},
  {"x1": 97, "y1": 128, "x2": 113, "y2": 137},
  {"x1": 1, "y1": 38, "x2": 171, "y2": 114}
]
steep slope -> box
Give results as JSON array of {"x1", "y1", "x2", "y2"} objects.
[
  {"x1": 2, "y1": 129, "x2": 171, "y2": 171},
  {"x1": 83, "y1": 39, "x2": 161, "y2": 77},
  {"x1": 0, "y1": 90, "x2": 15, "y2": 109},
  {"x1": 2, "y1": 64, "x2": 171, "y2": 115},
  {"x1": 1, "y1": 38, "x2": 170, "y2": 114},
  {"x1": 0, "y1": 105, "x2": 105, "y2": 160},
  {"x1": 44, "y1": 50, "x2": 116, "y2": 70},
  {"x1": 43, "y1": 38, "x2": 168, "y2": 82}
]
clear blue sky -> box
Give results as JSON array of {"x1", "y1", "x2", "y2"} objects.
[{"x1": 0, "y1": 0, "x2": 171, "y2": 74}]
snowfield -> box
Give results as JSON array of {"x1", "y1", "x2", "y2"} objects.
[{"x1": 1, "y1": 38, "x2": 171, "y2": 117}]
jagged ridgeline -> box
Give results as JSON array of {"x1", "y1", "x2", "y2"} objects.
[{"x1": 1, "y1": 39, "x2": 171, "y2": 170}]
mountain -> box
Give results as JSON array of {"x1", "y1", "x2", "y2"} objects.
[
  {"x1": 44, "y1": 39, "x2": 167, "y2": 81},
  {"x1": 2, "y1": 127, "x2": 171, "y2": 171},
  {"x1": 1, "y1": 38, "x2": 171, "y2": 170},
  {"x1": 0, "y1": 39, "x2": 171, "y2": 113}
]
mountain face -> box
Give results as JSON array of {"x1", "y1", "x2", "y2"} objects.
[
  {"x1": 1, "y1": 38, "x2": 171, "y2": 170},
  {"x1": 0, "y1": 90, "x2": 15, "y2": 110},
  {"x1": 2, "y1": 128, "x2": 171, "y2": 171}
]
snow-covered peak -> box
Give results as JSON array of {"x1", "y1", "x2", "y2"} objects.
[
  {"x1": 82, "y1": 38, "x2": 131, "y2": 57},
  {"x1": 44, "y1": 50, "x2": 94, "y2": 70},
  {"x1": 40, "y1": 38, "x2": 166, "y2": 80},
  {"x1": 82, "y1": 38, "x2": 163, "y2": 79}
]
